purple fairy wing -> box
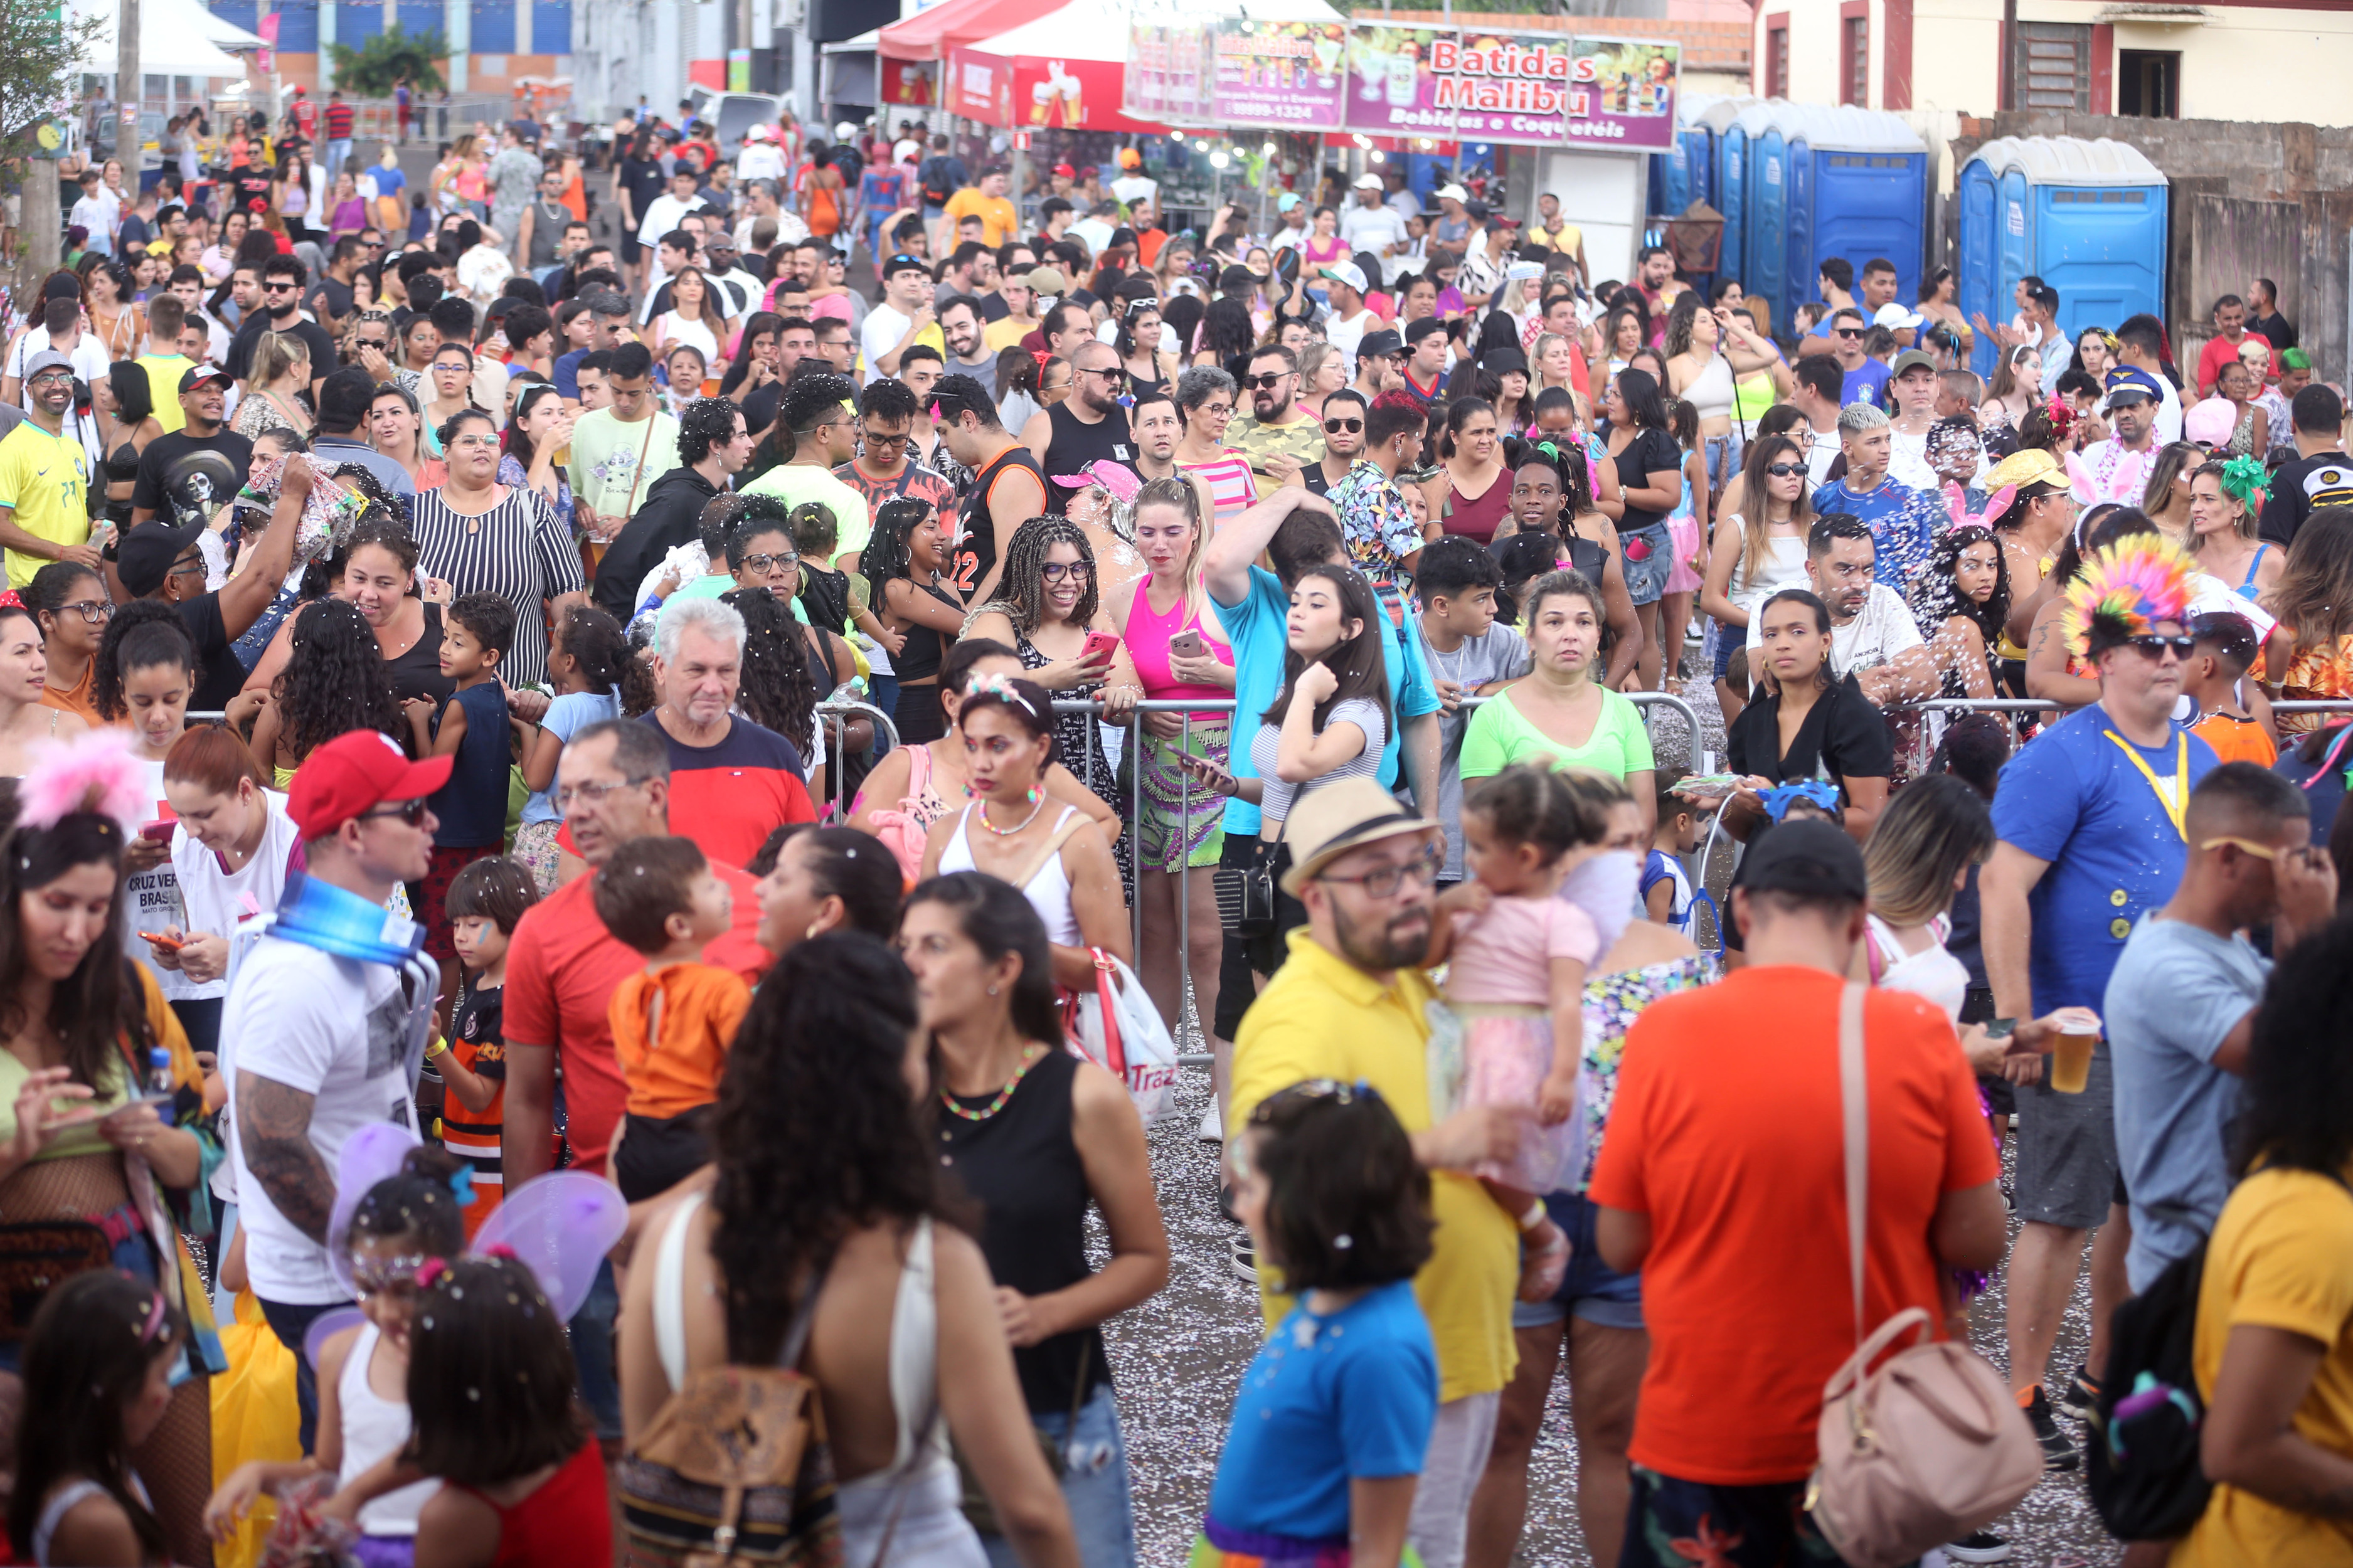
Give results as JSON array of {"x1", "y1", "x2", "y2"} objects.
[
  {"x1": 302, "y1": 1305, "x2": 370, "y2": 1370},
  {"x1": 325, "y1": 1121, "x2": 423, "y2": 1301},
  {"x1": 471, "y1": 1170, "x2": 630, "y2": 1322}
]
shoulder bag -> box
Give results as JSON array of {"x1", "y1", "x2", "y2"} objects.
[
  {"x1": 618, "y1": 1190, "x2": 842, "y2": 1565},
  {"x1": 1213, "y1": 815, "x2": 1287, "y2": 938},
  {"x1": 1805, "y1": 982, "x2": 2042, "y2": 1568}
]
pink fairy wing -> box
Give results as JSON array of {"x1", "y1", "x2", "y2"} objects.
[{"x1": 471, "y1": 1170, "x2": 629, "y2": 1322}]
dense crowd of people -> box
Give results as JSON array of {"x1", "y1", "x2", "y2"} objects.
[{"x1": 9, "y1": 95, "x2": 2353, "y2": 1568}]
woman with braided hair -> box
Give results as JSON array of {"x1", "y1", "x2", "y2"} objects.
[
  {"x1": 964, "y1": 517, "x2": 1137, "y2": 840},
  {"x1": 2191, "y1": 455, "x2": 2281, "y2": 603},
  {"x1": 864, "y1": 496, "x2": 967, "y2": 744},
  {"x1": 723, "y1": 586, "x2": 827, "y2": 799}
]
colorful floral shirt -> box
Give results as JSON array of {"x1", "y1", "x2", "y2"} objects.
[
  {"x1": 2279, "y1": 632, "x2": 2353, "y2": 736},
  {"x1": 1577, "y1": 951, "x2": 1718, "y2": 1189},
  {"x1": 1325, "y1": 459, "x2": 1424, "y2": 583}
]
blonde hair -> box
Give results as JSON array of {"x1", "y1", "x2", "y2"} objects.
[
  {"x1": 252, "y1": 330, "x2": 309, "y2": 388},
  {"x1": 1531, "y1": 332, "x2": 1574, "y2": 391},
  {"x1": 1132, "y1": 475, "x2": 1226, "y2": 637}
]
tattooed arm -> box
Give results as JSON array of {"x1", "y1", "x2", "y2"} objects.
[{"x1": 237, "y1": 1072, "x2": 332, "y2": 1245}]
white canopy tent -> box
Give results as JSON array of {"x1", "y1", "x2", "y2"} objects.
[{"x1": 73, "y1": 0, "x2": 257, "y2": 82}]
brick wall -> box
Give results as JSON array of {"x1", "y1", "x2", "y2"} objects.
[{"x1": 1951, "y1": 109, "x2": 2353, "y2": 384}]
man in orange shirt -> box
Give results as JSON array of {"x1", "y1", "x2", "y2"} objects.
[
  {"x1": 941, "y1": 166, "x2": 1019, "y2": 250},
  {"x1": 1591, "y1": 821, "x2": 2006, "y2": 1562}
]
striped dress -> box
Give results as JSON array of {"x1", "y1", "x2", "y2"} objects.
[{"x1": 409, "y1": 484, "x2": 587, "y2": 688}]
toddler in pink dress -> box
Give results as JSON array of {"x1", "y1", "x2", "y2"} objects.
[{"x1": 1428, "y1": 765, "x2": 1612, "y2": 1300}]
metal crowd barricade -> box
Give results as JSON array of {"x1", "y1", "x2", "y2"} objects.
[
  {"x1": 815, "y1": 699, "x2": 901, "y2": 822},
  {"x1": 1047, "y1": 689, "x2": 1713, "y2": 1068}
]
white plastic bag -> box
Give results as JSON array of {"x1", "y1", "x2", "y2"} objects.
[{"x1": 1067, "y1": 948, "x2": 1181, "y2": 1127}]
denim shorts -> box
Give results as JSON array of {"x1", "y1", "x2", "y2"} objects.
[
  {"x1": 1618, "y1": 523, "x2": 1672, "y2": 607},
  {"x1": 1509, "y1": 1191, "x2": 1643, "y2": 1332},
  {"x1": 980, "y1": 1383, "x2": 1135, "y2": 1568}
]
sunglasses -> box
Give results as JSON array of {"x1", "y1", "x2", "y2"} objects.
[
  {"x1": 1834, "y1": 327, "x2": 1864, "y2": 339},
  {"x1": 1243, "y1": 372, "x2": 1292, "y2": 391},
  {"x1": 1323, "y1": 416, "x2": 1364, "y2": 434},
  {"x1": 361, "y1": 799, "x2": 432, "y2": 827},
  {"x1": 1764, "y1": 462, "x2": 1807, "y2": 478},
  {"x1": 2125, "y1": 633, "x2": 2196, "y2": 659},
  {"x1": 1080, "y1": 367, "x2": 1127, "y2": 387}
]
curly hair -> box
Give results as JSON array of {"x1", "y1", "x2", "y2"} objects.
[
  {"x1": 1198, "y1": 296, "x2": 1256, "y2": 362},
  {"x1": 722, "y1": 587, "x2": 819, "y2": 750},
  {"x1": 1906, "y1": 524, "x2": 2012, "y2": 666},
  {"x1": 718, "y1": 494, "x2": 793, "y2": 566},
  {"x1": 863, "y1": 495, "x2": 938, "y2": 607},
  {"x1": 676, "y1": 395, "x2": 745, "y2": 467},
  {"x1": 274, "y1": 598, "x2": 402, "y2": 761},
  {"x1": 2235, "y1": 908, "x2": 2353, "y2": 1179},
  {"x1": 711, "y1": 933, "x2": 943, "y2": 1363},
  {"x1": 551, "y1": 602, "x2": 648, "y2": 710},
  {"x1": 93, "y1": 600, "x2": 199, "y2": 723},
  {"x1": 985, "y1": 516, "x2": 1098, "y2": 635},
  {"x1": 782, "y1": 371, "x2": 858, "y2": 435}
]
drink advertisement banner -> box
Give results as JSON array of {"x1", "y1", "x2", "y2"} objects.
[
  {"x1": 1344, "y1": 28, "x2": 1679, "y2": 149},
  {"x1": 1211, "y1": 19, "x2": 1349, "y2": 129},
  {"x1": 1123, "y1": 19, "x2": 1211, "y2": 124}
]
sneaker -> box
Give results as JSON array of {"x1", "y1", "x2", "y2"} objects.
[
  {"x1": 1943, "y1": 1529, "x2": 2013, "y2": 1563},
  {"x1": 2023, "y1": 1387, "x2": 2079, "y2": 1471},
  {"x1": 1197, "y1": 1099, "x2": 1223, "y2": 1143},
  {"x1": 1228, "y1": 1232, "x2": 1256, "y2": 1283},
  {"x1": 2059, "y1": 1363, "x2": 2101, "y2": 1417}
]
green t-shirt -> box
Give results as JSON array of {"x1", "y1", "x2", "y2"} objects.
[
  {"x1": 1230, "y1": 411, "x2": 1323, "y2": 482},
  {"x1": 738, "y1": 462, "x2": 873, "y2": 561},
  {"x1": 1458, "y1": 684, "x2": 1655, "y2": 783},
  {"x1": 566, "y1": 407, "x2": 682, "y2": 526}
]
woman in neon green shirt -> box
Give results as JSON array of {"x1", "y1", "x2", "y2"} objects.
[{"x1": 1461, "y1": 570, "x2": 1657, "y2": 835}]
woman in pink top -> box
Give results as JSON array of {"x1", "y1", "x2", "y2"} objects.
[
  {"x1": 1300, "y1": 206, "x2": 1348, "y2": 271},
  {"x1": 1173, "y1": 366, "x2": 1258, "y2": 525},
  {"x1": 1107, "y1": 475, "x2": 1237, "y2": 1050}
]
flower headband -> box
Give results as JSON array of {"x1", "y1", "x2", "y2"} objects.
[
  {"x1": 964, "y1": 671, "x2": 1041, "y2": 716},
  {"x1": 2217, "y1": 454, "x2": 2270, "y2": 509},
  {"x1": 2042, "y1": 393, "x2": 2079, "y2": 443}
]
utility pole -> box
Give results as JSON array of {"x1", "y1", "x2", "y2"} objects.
[{"x1": 117, "y1": 0, "x2": 140, "y2": 171}]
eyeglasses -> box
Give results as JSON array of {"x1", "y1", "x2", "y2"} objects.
[
  {"x1": 26, "y1": 371, "x2": 72, "y2": 388},
  {"x1": 553, "y1": 776, "x2": 647, "y2": 810},
  {"x1": 57, "y1": 600, "x2": 113, "y2": 625},
  {"x1": 1313, "y1": 844, "x2": 1441, "y2": 899},
  {"x1": 2125, "y1": 633, "x2": 2196, "y2": 659},
  {"x1": 1764, "y1": 462, "x2": 1807, "y2": 478},
  {"x1": 1039, "y1": 561, "x2": 1093, "y2": 583},
  {"x1": 1323, "y1": 417, "x2": 1363, "y2": 434},
  {"x1": 741, "y1": 552, "x2": 799, "y2": 575},
  {"x1": 860, "y1": 428, "x2": 911, "y2": 449},
  {"x1": 166, "y1": 556, "x2": 204, "y2": 580},
  {"x1": 361, "y1": 799, "x2": 431, "y2": 827},
  {"x1": 1243, "y1": 372, "x2": 1293, "y2": 391}
]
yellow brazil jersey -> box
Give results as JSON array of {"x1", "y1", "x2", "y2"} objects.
[{"x1": 0, "y1": 421, "x2": 90, "y2": 589}]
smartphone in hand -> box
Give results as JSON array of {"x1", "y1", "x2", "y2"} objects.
[{"x1": 1081, "y1": 630, "x2": 1121, "y2": 665}]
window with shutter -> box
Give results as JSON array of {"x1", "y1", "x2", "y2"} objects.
[{"x1": 2013, "y1": 22, "x2": 2090, "y2": 111}]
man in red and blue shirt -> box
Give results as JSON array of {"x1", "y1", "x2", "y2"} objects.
[{"x1": 323, "y1": 90, "x2": 355, "y2": 179}]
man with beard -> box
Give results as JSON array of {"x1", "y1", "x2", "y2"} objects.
[
  {"x1": 226, "y1": 254, "x2": 335, "y2": 398},
  {"x1": 1021, "y1": 339, "x2": 1133, "y2": 514},
  {"x1": 2073, "y1": 368, "x2": 2164, "y2": 510},
  {"x1": 1231, "y1": 775, "x2": 1537, "y2": 1568},
  {"x1": 1305, "y1": 387, "x2": 1367, "y2": 499},
  {"x1": 1742, "y1": 514, "x2": 1935, "y2": 707},
  {"x1": 936, "y1": 293, "x2": 998, "y2": 390},
  {"x1": 1230, "y1": 344, "x2": 1322, "y2": 489},
  {"x1": 0, "y1": 352, "x2": 95, "y2": 586},
  {"x1": 129, "y1": 365, "x2": 253, "y2": 530}
]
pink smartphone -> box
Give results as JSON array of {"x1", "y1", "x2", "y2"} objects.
[
  {"x1": 139, "y1": 819, "x2": 176, "y2": 843},
  {"x1": 1082, "y1": 630, "x2": 1120, "y2": 664},
  {"x1": 1167, "y1": 629, "x2": 1208, "y2": 662}
]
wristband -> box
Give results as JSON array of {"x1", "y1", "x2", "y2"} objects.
[{"x1": 424, "y1": 1037, "x2": 449, "y2": 1061}]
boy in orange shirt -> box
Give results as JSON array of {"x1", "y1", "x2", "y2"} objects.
[
  {"x1": 593, "y1": 835, "x2": 750, "y2": 1203},
  {"x1": 2187, "y1": 612, "x2": 2277, "y2": 766},
  {"x1": 429, "y1": 856, "x2": 540, "y2": 1237}
]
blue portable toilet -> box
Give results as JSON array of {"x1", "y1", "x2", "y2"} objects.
[
  {"x1": 1734, "y1": 103, "x2": 1791, "y2": 332},
  {"x1": 1779, "y1": 104, "x2": 1928, "y2": 332},
  {"x1": 1659, "y1": 93, "x2": 1718, "y2": 220},
  {"x1": 1716, "y1": 110, "x2": 1750, "y2": 308},
  {"x1": 1958, "y1": 136, "x2": 2169, "y2": 379}
]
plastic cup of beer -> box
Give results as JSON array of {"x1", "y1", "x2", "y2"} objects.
[{"x1": 2049, "y1": 1006, "x2": 2101, "y2": 1094}]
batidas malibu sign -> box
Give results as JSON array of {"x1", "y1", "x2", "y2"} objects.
[{"x1": 1345, "y1": 28, "x2": 1677, "y2": 149}]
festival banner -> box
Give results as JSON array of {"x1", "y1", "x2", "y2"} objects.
[
  {"x1": 1343, "y1": 28, "x2": 1679, "y2": 149},
  {"x1": 1210, "y1": 18, "x2": 1349, "y2": 129}
]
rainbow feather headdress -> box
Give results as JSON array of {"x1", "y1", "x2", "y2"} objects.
[{"x1": 2061, "y1": 534, "x2": 2199, "y2": 660}]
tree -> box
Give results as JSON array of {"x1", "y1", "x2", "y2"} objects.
[
  {"x1": 329, "y1": 26, "x2": 449, "y2": 97},
  {"x1": 0, "y1": 0, "x2": 107, "y2": 284}
]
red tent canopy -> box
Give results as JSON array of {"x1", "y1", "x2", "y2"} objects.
[{"x1": 876, "y1": 0, "x2": 1060, "y2": 62}]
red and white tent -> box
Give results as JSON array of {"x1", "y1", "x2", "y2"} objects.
[{"x1": 946, "y1": 0, "x2": 1168, "y2": 134}]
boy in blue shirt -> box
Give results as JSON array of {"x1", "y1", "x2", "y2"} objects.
[{"x1": 408, "y1": 592, "x2": 518, "y2": 1005}]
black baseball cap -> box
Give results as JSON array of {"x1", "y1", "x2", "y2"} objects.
[
  {"x1": 1356, "y1": 329, "x2": 1405, "y2": 361},
  {"x1": 883, "y1": 252, "x2": 930, "y2": 279},
  {"x1": 1738, "y1": 820, "x2": 1868, "y2": 903},
  {"x1": 178, "y1": 365, "x2": 232, "y2": 395},
  {"x1": 116, "y1": 517, "x2": 208, "y2": 598}
]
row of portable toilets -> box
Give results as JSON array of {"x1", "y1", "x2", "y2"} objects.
[{"x1": 1652, "y1": 97, "x2": 2169, "y2": 381}]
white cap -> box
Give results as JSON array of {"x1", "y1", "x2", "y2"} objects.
[
  {"x1": 1871, "y1": 302, "x2": 1925, "y2": 331},
  {"x1": 1436, "y1": 183, "x2": 1469, "y2": 202},
  {"x1": 1318, "y1": 262, "x2": 1369, "y2": 295},
  {"x1": 1351, "y1": 172, "x2": 1383, "y2": 191},
  {"x1": 834, "y1": 120, "x2": 858, "y2": 140},
  {"x1": 744, "y1": 124, "x2": 770, "y2": 142}
]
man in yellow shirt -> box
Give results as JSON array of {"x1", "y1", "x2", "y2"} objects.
[
  {"x1": 0, "y1": 352, "x2": 95, "y2": 586},
  {"x1": 983, "y1": 267, "x2": 1050, "y2": 354},
  {"x1": 942, "y1": 168, "x2": 1019, "y2": 250},
  {"x1": 1230, "y1": 776, "x2": 1531, "y2": 1568},
  {"x1": 137, "y1": 294, "x2": 196, "y2": 436}
]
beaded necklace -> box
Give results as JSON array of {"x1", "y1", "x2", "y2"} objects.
[{"x1": 940, "y1": 1042, "x2": 1048, "y2": 1123}]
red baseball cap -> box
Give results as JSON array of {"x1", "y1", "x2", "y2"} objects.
[
  {"x1": 1053, "y1": 162, "x2": 1076, "y2": 178},
  {"x1": 289, "y1": 731, "x2": 452, "y2": 839}
]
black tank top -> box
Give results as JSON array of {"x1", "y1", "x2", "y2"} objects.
[
  {"x1": 891, "y1": 580, "x2": 961, "y2": 683},
  {"x1": 957, "y1": 445, "x2": 1046, "y2": 601},
  {"x1": 938, "y1": 1049, "x2": 1108, "y2": 1416},
  {"x1": 1039, "y1": 402, "x2": 1134, "y2": 514},
  {"x1": 383, "y1": 600, "x2": 456, "y2": 706}
]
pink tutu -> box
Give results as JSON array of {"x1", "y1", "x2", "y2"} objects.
[
  {"x1": 1663, "y1": 516, "x2": 1705, "y2": 595},
  {"x1": 1457, "y1": 1006, "x2": 1582, "y2": 1194}
]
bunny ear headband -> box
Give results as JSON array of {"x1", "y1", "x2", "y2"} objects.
[{"x1": 1943, "y1": 481, "x2": 2017, "y2": 533}]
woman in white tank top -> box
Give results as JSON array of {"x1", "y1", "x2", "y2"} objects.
[
  {"x1": 616, "y1": 935, "x2": 1083, "y2": 1568},
  {"x1": 1666, "y1": 296, "x2": 1785, "y2": 496},
  {"x1": 1858, "y1": 776, "x2": 1995, "y2": 1033},
  {"x1": 916, "y1": 675, "x2": 1130, "y2": 991}
]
